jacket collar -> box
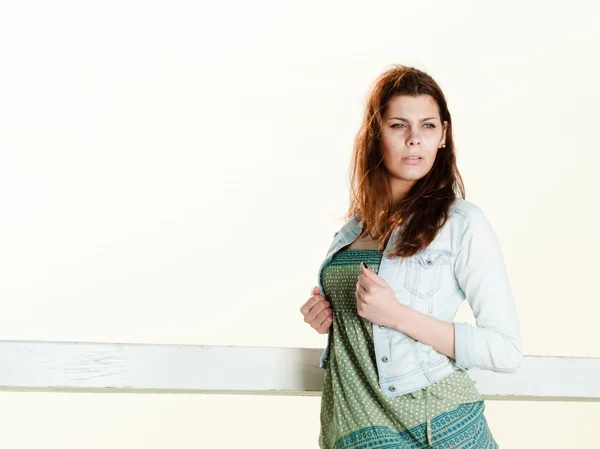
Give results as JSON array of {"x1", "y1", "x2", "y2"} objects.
[
  {"x1": 341, "y1": 211, "x2": 402, "y2": 252},
  {"x1": 341, "y1": 212, "x2": 362, "y2": 239}
]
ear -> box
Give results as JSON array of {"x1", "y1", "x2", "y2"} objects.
[{"x1": 441, "y1": 121, "x2": 448, "y2": 147}]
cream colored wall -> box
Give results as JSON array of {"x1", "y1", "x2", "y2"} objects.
[{"x1": 0, "y1": 0, "x2": 599, "y2": 447}]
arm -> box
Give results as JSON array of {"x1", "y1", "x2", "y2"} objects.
[
  {"x1": 451, "y1": 206, "x2": 523, "y2": 372},
  {"x1": 391, "y1": 206, "x2": 523, "y2": 373},
  {"x1": 392, "y1": 306, "x2": 456, "y2": 360}
]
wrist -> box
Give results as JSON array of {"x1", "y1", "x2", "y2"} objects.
[{"x1": 392, "y1": 302, "x2": 409, "y2": 331}]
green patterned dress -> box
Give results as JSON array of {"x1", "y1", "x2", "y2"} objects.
[{"x1": 318, "y1": 248, "x2": 499, "y2": 448}]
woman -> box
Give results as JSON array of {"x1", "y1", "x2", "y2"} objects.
[{"x1": 300, "y1": 65, "x2": 523, "y2": 448}]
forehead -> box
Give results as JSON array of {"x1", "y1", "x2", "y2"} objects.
[{"x1": 383, "y1": 95, "x2": 439, "y2": 118}]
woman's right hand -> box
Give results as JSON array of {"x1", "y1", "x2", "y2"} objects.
[{"x1": 300, "y1": 286, "x2": 333, "y2": 334}]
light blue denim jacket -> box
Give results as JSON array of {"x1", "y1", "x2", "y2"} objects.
[{"x1": 317, "y1": 198, "x2": 523, "y2": 398}]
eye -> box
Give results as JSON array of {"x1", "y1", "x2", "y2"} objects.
[{"x1": 390, "y1": 123, "x2": 436, "y2": 129}]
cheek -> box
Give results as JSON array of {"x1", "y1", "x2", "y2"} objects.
[
  {"x1": 385, "y1": 139, "x2": 401, "y2": 153},
  {"x1": 382, "y1": 133, "x2": 398, "y2": 150},
  {"x1": 381, "y1": 139, "x2": 396, "y2": 157}
]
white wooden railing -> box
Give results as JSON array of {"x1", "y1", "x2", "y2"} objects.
[{"x1": 1, "y1": 340, "x2": 598, "y2": 402}]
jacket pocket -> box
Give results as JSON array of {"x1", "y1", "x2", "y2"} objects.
[
  {"x1": 415, "y1": 341, "x2": 445, "y2": 364},
  {"x1": 389, "y1": 331, "x2": 417, "y2": 376},
  {"x1": 404, "y1": 249, "x2": 450, "y2": 298}
]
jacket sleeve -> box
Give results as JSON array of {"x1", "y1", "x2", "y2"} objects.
[{"x1": 452, "y1": 206, "x2": 523, "y2": 372}]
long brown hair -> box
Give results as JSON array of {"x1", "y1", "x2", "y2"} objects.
[{"x1": 344, "y1": 65, "x2": 466, "y2": 259}]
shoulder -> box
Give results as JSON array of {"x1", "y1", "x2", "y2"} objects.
[
  {"x1": 448, "y1": 198, "x2": 495, "y2": 239},
  {"x1": 449, "y1": 199, "x2": 502, "y2": 255},
  {"x1": 449, "y1": 197, "x2": 482, "y2": 218}
]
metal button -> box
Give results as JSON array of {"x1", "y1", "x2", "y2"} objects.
[
  {"x1": 379, "y1": 324, "x2": 386, "y2": 329},
  {"x1": 389, "y1": 385, "x2": 396, "y2": 392},
  {"x1": 426, "y1": 259, "x2": 432, "y2": 265},
  {"x1": 382, "y1": 356, "x2": 389, "y2": 363}
]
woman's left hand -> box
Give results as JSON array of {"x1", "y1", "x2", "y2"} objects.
[{"x1": 356, "y1": 262, "x2": 404, "y2": 328}]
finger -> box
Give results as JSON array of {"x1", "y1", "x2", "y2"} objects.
[
  {"x1": 316, "y1": 315, "x2": 333, "y2": 334},
  {"x1": 360, "y1": 262, "x2": 386, "y2": 286},
  {"x1": 311, "y1": 286, "x2": 326, "y2": 302},
  {"x1": 305, "y1": 299, "x2": 330, "y2": 324},
  {"x1": 304, "y1": 301, "x2": 331, "y2": 323},
  {"x1": 312, "y1": 307, "x2": 333, "y2": 331},
  {"x1": 300, "y1": 293, "x2": 325, "y2": 316},
  {"x1": 355, "y1": 278, "x2": 367, "y2": 294},
  {"x1": 356, "y1": 274, "x2": 377, "y2": 291}
]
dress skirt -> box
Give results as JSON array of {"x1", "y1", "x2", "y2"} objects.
[{"x1": 318, "y1": 248, "x2": 499, "y2": 448}]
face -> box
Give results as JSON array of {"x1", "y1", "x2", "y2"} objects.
[{"x1": 380, "y1": 94, "x2": 448, "y2": 202}]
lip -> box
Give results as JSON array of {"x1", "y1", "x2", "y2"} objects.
[{"x1": 402, "y1": 157, "x2": 423, "y2": 165}]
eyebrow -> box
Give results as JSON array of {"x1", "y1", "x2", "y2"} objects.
[{"x1": 387, "y1": 117, "x2": 438, "y2": 122}]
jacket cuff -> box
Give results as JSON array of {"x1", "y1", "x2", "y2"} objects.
[{"x1": 453, "y1": 322, "x2": 473, "y2": 370}]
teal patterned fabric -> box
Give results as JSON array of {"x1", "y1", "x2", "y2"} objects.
[{"x1": 328, "y1": 401, "x2": 497, "y2": 449}]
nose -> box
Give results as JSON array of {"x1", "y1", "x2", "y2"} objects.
[{"x1": 407, "y1": 132, "x2": 422, "y2": 146}]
